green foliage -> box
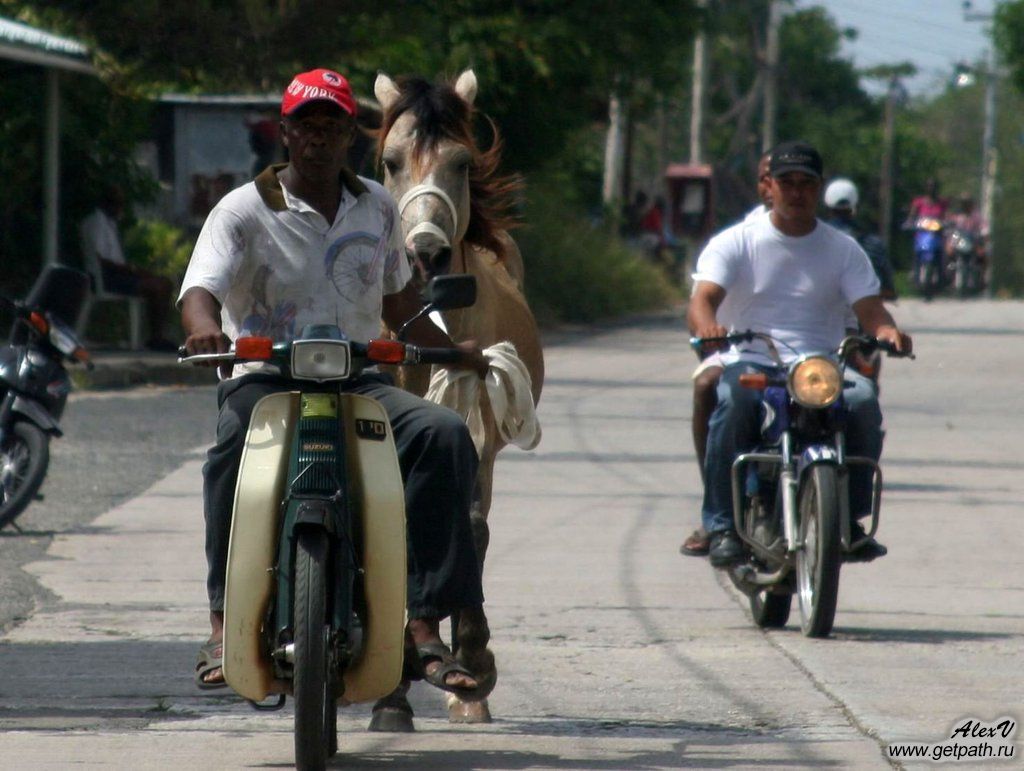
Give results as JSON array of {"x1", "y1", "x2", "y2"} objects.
[
  {"x1": 122, "y1": 219, "x2": 193, "y2": 281},
  {"x1": 517, "y1": 178, "x2": 679, "y2": 324}
]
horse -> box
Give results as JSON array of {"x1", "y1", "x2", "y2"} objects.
[{"x1": 374, "y1": 69, "x2": 544, "y2": 725}]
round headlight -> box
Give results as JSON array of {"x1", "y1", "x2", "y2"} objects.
[{"x1": 788, "y1": 356, "x2": 842, "y2": 408}]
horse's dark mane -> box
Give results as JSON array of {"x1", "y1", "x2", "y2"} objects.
[{"x1": 377, "y1": 75, "x2": 521, "y2": 261}]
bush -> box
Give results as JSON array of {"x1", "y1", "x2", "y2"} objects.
[
  {"x1": 122, "y1": 219, "x2": 194, "y2": 284},
  {"x1": 517, "y1": 184, "x2": 680, "y2": 324}
]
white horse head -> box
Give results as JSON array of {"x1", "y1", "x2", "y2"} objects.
[{"x1": 376, "y1": 70, "x2": 480, "y2": 281}]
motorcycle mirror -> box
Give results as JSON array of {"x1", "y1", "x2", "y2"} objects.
[
  {"x1": 424, "y1": 275, "x2": 477, "y2": 311},
  {"x1": 397, "y1": 275, "x2": 478, "y2": 341}
]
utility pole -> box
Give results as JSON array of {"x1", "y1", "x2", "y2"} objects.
[
  {"x1": 689, "y1": 0, "x2": 708, "y2": 164},
  {"x1": 762, "y1": 0, "x2": 782, "y2": 152},
  {"x1": 964, "y1": 2, "x2": 997, "y2": 296}
]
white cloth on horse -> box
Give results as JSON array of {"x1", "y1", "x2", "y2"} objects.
[{"x1": 424, "y1": 341, "x2": 541, "y2": 456}]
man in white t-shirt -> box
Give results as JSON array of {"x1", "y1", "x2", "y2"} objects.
[
  {"x1": 688, "y1": 141, "x2": 912, "y2": 568},
  {"x1": 179, "y1": 68, "x2": 492, "y2": 703}
]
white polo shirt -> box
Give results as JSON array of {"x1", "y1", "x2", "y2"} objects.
[
  {"x1": 693, "y1": 215, "x2": 879, "y2": 365},
  {"x1": 180, "y1": 165, "x2": 411, "y2": 376}
]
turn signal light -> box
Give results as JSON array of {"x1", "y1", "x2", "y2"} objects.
[
  {"x1": 28, "y1": 312, "x2": 48, "y2": 334},
  {"x1": 739, "y1": 372, "x2": 768, "y2": 390},
  {"x1": 235, "y1": 336, "x2": 273, "y2": 360},
  {"x1": 366, "y1": 339, "x2": 406, "y2": 364}
]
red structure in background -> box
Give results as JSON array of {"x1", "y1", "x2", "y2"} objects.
[{"x1": 665, "y1": 163, "x2": 715, "y2": 242}]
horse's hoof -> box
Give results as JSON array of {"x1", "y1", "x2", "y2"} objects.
[
  {"x1": 447, "y1": 696, "x2": 492, "y2": 724},
  {"x1": 369, "y1": 707, "x2": 415, "y2": 733}
]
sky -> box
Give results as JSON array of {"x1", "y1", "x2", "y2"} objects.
[{"x1": 802, "y1": 0, "x2": 998, "y2": 95}]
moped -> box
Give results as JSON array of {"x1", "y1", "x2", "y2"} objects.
[
  {"x1": 180, "y1": 275, "x2": 477, "y2": 770},
  {"x1": 0, "y1": 266, "x2": 92, "y2": 530},
  {"x1": 691, "y1": 331, "x2": 912, "y2": 637}
]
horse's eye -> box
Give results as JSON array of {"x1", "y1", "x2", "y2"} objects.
[{"x1": 382, "y1": 159, "x2": 399, "y2": 175}]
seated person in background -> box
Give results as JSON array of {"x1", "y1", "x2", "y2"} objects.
[{"x1": 79, "y1": 185, "x2": 177, "y2": 351}]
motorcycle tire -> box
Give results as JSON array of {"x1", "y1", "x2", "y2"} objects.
[
  {"x1": 0, "y1": 421, "x2": 50, "y2": 530},
  {"x1": 795, "y1": 465, "x2": 841, "y2": 638},
  {"x1": 750, "y1": 589, "x2": 792, "y2": 628},
  {"x1": 293, "y1": 528, "x2": 335, "y2": 770}
]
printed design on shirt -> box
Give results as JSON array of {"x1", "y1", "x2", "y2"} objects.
[
  {"x1": 324, "y1": 223, "x2": 387, "y2": 302},
  {"x1": 240, "y1": 264, "x2": 298, "y2": 339}
]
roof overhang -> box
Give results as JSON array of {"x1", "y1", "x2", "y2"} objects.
[{"x1": 0, "y1": 16, "x2": 95, "y2": 75}]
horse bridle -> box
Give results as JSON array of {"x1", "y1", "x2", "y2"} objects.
[{"x1": 397, "y1": 183, "x2": 460, "y2": 245}]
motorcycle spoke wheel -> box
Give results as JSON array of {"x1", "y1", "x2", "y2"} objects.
[
  {"x1": 0, "y1": 422, "x2": 49, "y2": 530},
  {"x1": 795, "y1": 465, "x2": 841, "y2": 638},
  {"x1": 293, "y1": 529, "x2": 334, "y2": 770}
]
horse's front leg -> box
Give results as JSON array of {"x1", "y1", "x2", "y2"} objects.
[{"x1": 448, "y1": 604, "x2": 496, "y2": 723}]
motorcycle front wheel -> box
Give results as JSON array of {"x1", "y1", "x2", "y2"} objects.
[
  {"x1": 293, "y1": 529, "x2": 336, "y2": 770},
  {"x1": 795, "y1": 465, "x2": 841, "y2": 638},
  {"x1": 0, "y1": 420, "x2": 50, "y2": 530}
]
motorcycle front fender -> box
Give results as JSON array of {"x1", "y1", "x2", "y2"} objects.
[{"x1": 12, "y1": 396, "x2": 62, "y2": 437}]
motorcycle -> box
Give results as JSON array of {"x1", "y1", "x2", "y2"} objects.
[
  {"x1": 690, "y1": 331, "x2": 913, "y2": 638},
  {"x1": 911, "y1": 216, "x2": 945, "y2": 300},
  {"x1": 179, "y1": 274, "x2": 477, "y2": 771},
  {"x1": 0, "y1": 266, "x2": 92, "y2": 530},
  {"x1": 947, "y1": 227, "x2": 984, "y2": 297}
]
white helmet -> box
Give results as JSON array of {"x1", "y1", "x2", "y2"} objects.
[{"x1": 824, "y1": 178, "x2": 859, "y2": 211}]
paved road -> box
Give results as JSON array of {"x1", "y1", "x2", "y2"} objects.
[{"x1": 0, "y1": 299, "x2": 1021, "y2": 769}]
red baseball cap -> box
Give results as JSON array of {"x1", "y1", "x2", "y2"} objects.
[{"x1": 281, "y1": 69, "x2": 357, "y2": 117}]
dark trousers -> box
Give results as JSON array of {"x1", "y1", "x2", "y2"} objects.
[{"x1": 203, "y1": 372, "x2": 483, "y2": 619}]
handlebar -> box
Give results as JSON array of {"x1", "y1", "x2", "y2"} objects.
[
  {"x1": 690, "y1": 330, "x2": 915, "y2": 361},
  {"x1": 177, "y1": 338, "x2": 468, "y2": 368}
]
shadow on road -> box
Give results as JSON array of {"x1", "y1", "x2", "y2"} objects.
[{"x1": 831, "y1": 626, "x2": 1020, "y2": 644}]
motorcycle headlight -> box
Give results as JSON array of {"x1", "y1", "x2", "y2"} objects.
[
  {"x1": 788, "y1": 356, "x2": 842, "y2": 408},
  {"x1": 290, "y1": 339, "x2": 351, "y2": 381}
]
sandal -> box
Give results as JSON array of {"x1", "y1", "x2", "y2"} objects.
[
  {"x1": 416, "y1": 641, "x2": 489, "y2": 702},
  {"x1": 194, "y1": 639, "x2": 227, "y2": 690}
]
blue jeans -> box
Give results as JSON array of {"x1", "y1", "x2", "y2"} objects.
[{"x1": 701, "y1": 362, "x2": 883, "y2": 534}]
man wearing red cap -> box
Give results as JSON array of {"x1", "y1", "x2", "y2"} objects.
[{"x1": 179, "y1": 68, "x2": 491, "y2": 705}]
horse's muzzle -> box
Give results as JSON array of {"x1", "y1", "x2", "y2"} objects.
[{"x1": 408, "y1": 246, "x2": 453, "y2": 280}]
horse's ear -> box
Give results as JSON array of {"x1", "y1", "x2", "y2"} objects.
[
  {"x1": 374, "y1": 72, "x2": 401, "y2": 113},
  {"x1": 454, "y1": 69, "x2": 478, "y2": 107}
]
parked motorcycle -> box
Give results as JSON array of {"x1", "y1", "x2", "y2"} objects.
[
  {"x1": 180, "y1": 274, "x2": 477, "y2": 770},
  {"x1": 690, "y1": 331, "x2": 913, "y2": 638},
  {"x1": 911, "y1": 216, "x2": 945, "y2": 300},
  {"x1": 0, "y1": 266, "x2": 92, "y2": 530},
  {"x1": 947, "y1": 227, "x2": 984, "y2": 297}
]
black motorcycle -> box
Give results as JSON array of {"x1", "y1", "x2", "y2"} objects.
[{"x1": 0, "y1": 266, "x2": 92, "y2": 530}]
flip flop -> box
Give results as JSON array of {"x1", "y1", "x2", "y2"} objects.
[
  {"x1": 416, "y1": 641, "x2": 489, "y2": 703},
  {"x1": 194, "y1": 639, "x2": 227, "y2": 690}
]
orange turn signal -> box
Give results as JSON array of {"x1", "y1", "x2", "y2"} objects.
[
  {"x1": 235, "y1": 336, "x2": 273, "y2": 360},
  {"x1": 28, "y1": 311, "x2": 48, "y2": 334},
  {"x1": 738, "y1": 372, "x2": 768, "y2": 390},
  {"x1": 366, "y1": 339, "x2": 406, "y2": 364}
]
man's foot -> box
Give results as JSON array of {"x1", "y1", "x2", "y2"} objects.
[
  {"x1": 194, "y1": 638, "x2": 226, "y2": 689},
  {"x1": 845, "y1": 522, "x2": 888, "y2": 562},
  {"x1": 709, "y1": 530, "x2": 745, "y2": 568},
  {"x1": 679, "y1": 527, "x2": 710, "y2": 557},
  {"x1": 407, "y1": 618, "x2": 478, "y2": 692}
]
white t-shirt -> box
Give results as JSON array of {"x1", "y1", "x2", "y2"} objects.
[
  {"x1": 79, "y1": 209, "x2": 125, "y2": 266},
  {"x1": 693, "y1": 215, "x2": 879, "y2": 365},
  {"x1": 179, "y1": 166, "x2": 411, "y2": 377}
]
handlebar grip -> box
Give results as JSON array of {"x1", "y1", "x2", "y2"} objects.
[{"x1": 416, "y1": 347, "x2": 464, "y2": 365}]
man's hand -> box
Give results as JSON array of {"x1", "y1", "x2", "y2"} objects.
[
  {"x1": 873, "y1": 324, "x2": 913, "y2": 355},
  {"x1": 180, "y1": 287, "x2": 229, "y2": 367},
  {"x1": 453, "y1": 340, "x2": 488, "y2": 379}
]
